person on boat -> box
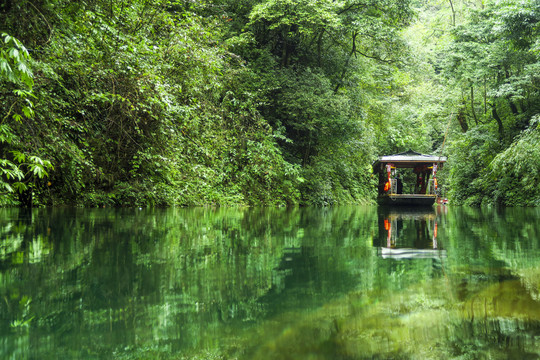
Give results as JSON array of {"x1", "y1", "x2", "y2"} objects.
[
  {"x1": 396, "y1": 174, "x2": 403, "y2": 194},
  {"x1": 415, "y1": 175, "x2": 423, "y2": 194},
  {"x1": 420, "y1": 177, "x2": 427, "y2": 194}
]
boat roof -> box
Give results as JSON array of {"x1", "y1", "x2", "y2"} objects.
[{"x1": 373, "y1": 150, "x2": 446, "y2": 169}]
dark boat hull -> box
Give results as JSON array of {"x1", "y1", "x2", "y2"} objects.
[{"x1": 377, "y1": 194, "x2": 436, "y2": 206}]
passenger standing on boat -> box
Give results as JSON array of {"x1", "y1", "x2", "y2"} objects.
[
  {"x1": 396, "y1": 174, "x2": 403, "y2": 194},
  {"x1": 415, "y1": 175, "x2": 425, "y2": 194}
]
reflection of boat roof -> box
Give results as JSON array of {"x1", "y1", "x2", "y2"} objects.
[
  {"x1": 378, "y1": 247, "x2": 447, "y2": 260},
  {"x1": 373, "y1": 150, "x2": 446, "y2": 170},
  {"x1": 378, "y1": 207, "x2": 436, "y2": 219},
  {"x1": 387, "y1": 213, "x2": 436, "y2": 221}
]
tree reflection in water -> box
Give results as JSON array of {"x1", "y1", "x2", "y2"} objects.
[{"x1": 0, "y1": 206, "x2": 539, "y2": 359}]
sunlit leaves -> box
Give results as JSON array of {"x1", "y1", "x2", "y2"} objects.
[
  {"x1": 0, "y1": 31, "x2": 55, "y2": 202},
  {"x1": 249, "y1": 0, "x2": 342, "y2": 35},
  {"x1": 492, "y1": 0, "x2": 540, "y2": 50},
  {"x1": 0, "y1": 124, "x2": 16, "y2": 144},
  {"x1": 489, "y1": 124, "x2": 540, "y2": 206},
  {"x1": 0, "y1": 159, "x2": 24, "y2": 180},
  {"x1": 0, "y1": 33, "x2": 33, "y2": 89},
  {"x1": 0, "y1": 149, "x2": 53, "y2": 196}
]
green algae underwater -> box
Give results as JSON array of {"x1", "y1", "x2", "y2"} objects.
[{"x1": 1, "y1": 206, "x2": 540, "y2": 359}]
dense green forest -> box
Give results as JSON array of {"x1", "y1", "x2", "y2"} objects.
[{"x1": 1, "y1": 0, "x2": 539, "y2": 207}]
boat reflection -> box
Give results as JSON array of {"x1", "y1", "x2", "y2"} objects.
[{"x1": 374, "y1": 206, "x2": 447, "y2": 259}]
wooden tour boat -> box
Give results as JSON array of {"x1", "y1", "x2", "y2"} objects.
[{"x1": 373, "y1": 150, "x2": 447, "y2": 206}]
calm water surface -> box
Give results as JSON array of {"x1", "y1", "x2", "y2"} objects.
[{"x1": 1, "y1": 206, "x2": 540, "y2": 359}]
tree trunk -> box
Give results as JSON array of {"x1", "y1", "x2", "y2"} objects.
[
  {"x1": 457, "y1": 107, "x2": 468, "y2": 132},
  {"x1": 491, "y1": 104, "x2": 504, "y2": 139},
  {"x1": 483, "y1": 76, "x2": 487, "y2": 114},
  {"x1": 470, "y1": 86, "x2": 478, "y2": 125},
  {"x1": 334, "y1": 32, "x2": 357, "y2": 94},
  {"x1": 504, "y1": 68, "x2": 519, "y2": 115},
  {"x1": 508, "y1": 99, "x2": 519, "y2": 115},
  {"x1": 448, "y1": 0, "x2": 456, "y2": 26}
]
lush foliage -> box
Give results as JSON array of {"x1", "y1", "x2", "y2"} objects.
[
  {"x1": 418, "y1": 0, "x2": 540, "y2": 205},
  {"x1": 0, "y1": 32, "x2": 53, "y2": 206},
  {"x1": 1, "y1": 0, "x2": 416, "y2": 206},
  {"x1": 1, "y1": 0, "x2": 539, "y2": 206}
]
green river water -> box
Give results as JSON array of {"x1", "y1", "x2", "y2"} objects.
[{"x1": 1, "y1": 206, "x2": 540, "y2": 359}]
